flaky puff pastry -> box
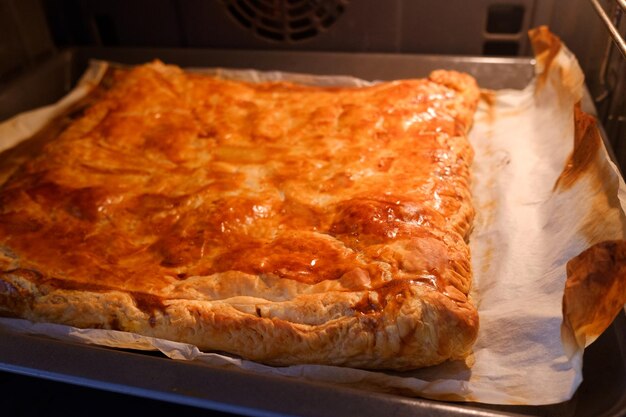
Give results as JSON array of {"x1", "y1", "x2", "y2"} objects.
[{"x1": 0, "y1": 62, "x2": 479, "y2": 370}]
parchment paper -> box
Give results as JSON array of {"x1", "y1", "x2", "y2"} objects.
[{"x1": 1, "y1": 27, "x2": 625, "y2": 405}]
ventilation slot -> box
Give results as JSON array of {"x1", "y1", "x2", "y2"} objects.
[
  {"x1": 223, "y1": 0, "x2": 348, "y2": 43},
  {"x1": 482, "y1": 3, "x2": 527, "y2": 56},
  {"x1": 486, "y1": 4, "x2": 524, "y2": 34}
]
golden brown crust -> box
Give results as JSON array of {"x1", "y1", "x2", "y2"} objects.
[{"x1": 0, "y1": 62, "x2": 479, "y2": 370}]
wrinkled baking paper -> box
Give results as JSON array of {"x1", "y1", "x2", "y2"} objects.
[{"x1": 1, "y1": 26, "x2": 625, "y2": 406}]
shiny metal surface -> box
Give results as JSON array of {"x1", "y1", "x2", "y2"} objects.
[{"x1": 589, "y1": 0, "x2": 626, "y2": 58}]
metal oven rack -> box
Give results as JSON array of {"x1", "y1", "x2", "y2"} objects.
[{"x1": 588, "y1": 0, "x2": 626, "y2": 170}]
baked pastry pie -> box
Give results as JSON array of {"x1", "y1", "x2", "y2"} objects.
[{"x1": 0, "y1": 62, "x2": 479, "y2": 370}]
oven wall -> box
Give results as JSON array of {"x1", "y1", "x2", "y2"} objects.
[
  {"x1": 0, "y1": 0, "x2": 54, "y2": 83},
  {"x1": 39, "y1": 0, "x2": 540, "y2": 55}
]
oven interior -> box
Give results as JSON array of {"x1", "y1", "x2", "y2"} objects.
[{"x1": 0, "y1": 1, "x2": 625, "y2": 416}]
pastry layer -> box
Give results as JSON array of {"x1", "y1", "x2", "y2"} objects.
[{"x1": 0, "y1": 62, "x2": 479, "y2": 369}]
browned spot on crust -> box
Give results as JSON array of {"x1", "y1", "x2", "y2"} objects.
[
  {"x1": 131, "y1": 292, "x2": 167, "y2": 315},
  {"x1": 352, "y1": 292, "x2": 382, "y2": 314},
  {"x1": 131, "y1": 292, "x2": 167, "y2": 327},
  {"x1": 374, "y1": 279, "x2": 413, "y2": 308}
]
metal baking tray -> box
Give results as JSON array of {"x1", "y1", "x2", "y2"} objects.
[{"x1": 0, "y1": 48, "x2": 625, "y2": 417}]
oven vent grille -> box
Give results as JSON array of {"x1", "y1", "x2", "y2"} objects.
[{"x1": 222, "y1": 0, "x2": 348, "y2": 42}]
